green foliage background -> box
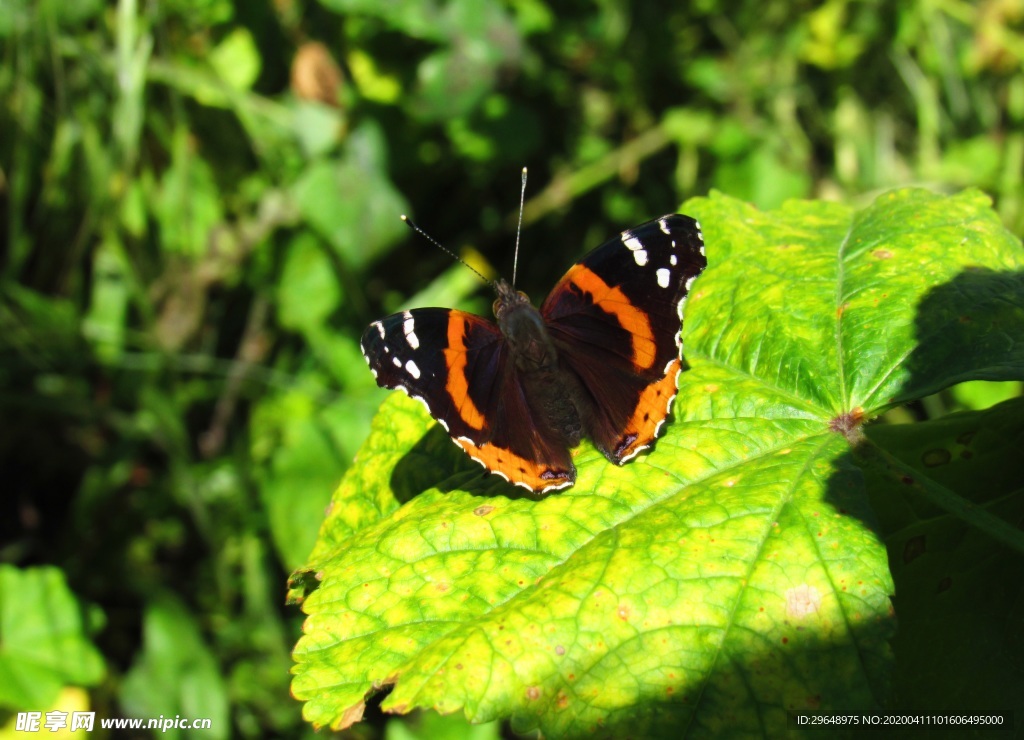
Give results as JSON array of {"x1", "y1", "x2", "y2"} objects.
[{"x1": 1, "y1": 0, "x2": 1022, "y2": 737}]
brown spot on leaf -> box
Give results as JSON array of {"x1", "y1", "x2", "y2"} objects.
[
  {"x1": 340, "y1": 701, "x2": 366, "y2": 729},
  {"x1": 872, "y1": 249, "x2": 893, "y2": 259},
  {"x1": 829, "y1": 407, "x2": 865, "y2": 442},
  {"x1": 473, "y1": 505, "x2": 495, "y2": 516},
  {"x1": 526, "y1": 686, "x2": 541, "y2": 701}
]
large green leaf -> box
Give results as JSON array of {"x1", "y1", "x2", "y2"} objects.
[{"x1": 291, "y1": 189, "x2": 1024, "y2": 736}]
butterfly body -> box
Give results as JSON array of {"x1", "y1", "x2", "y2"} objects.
[{"x1": 361, "y1": 214, "x2": 707, "y2": 493}]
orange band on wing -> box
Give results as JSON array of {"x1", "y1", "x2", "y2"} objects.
[
  {"x1": 613, "y1": 358, "x2": 681, "y2": 462},
  {"x1": 445, "y1": 314, "x2": 486, "y2": 430},
  {"x1": 453, "y1": 437, "x2": 575, "y2": 493},
  {"x1": 564, "y1": 265, "x2": 656, "y2": 370}
]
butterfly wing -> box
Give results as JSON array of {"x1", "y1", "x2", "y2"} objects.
[
  {"x1": 540, "y1": 214, "x2": 706, "y2": 463},
  {"x1": 361, "y1": 308, "x2": 576, "y2": 492}
]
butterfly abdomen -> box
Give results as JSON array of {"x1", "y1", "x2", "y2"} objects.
[{"x1": 495, "y1": 281, "x2": 584, "y2": 450}]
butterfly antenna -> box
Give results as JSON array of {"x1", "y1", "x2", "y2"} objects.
[
  {"x1": 512, "y1": 166, "x2": 527, "y2": 288},
  {"x1": 400, "y1": 215, "x2": 490, "y2": 285}
]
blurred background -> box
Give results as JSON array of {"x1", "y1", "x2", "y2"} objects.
[{"x1": 1, "y1": 0, "x2": 1022, "y2": 737}]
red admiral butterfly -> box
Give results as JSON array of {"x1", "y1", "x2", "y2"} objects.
[{"x1": 361, "y1": 213, "x2": 706, "y2": 493}]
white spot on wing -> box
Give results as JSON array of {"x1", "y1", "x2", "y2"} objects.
[
  {"x1": 402, "y1": 312, "x2": 419, "y2": 350},
  {"x1": 670, "y1": 254, "x2": 677, "y2": 266},
  {"x1": 405, "y1": 360, "x2": 421, "y2": 379},
  {"x1": 656, "y1": 267, "x2": 671, "y2": 289},
  {"x1": 375, "y1": 322, "x2": 385, "y2": 339},
  {"x1": 622, "y1": 234, "x2": 649, "y2": 265},
  {"x1": 392, "y1": 357, "x2": 401, "y2": 367},
  {"x1": 685, "y1": 274, "x2": 697, "y2": 291},
  {"x1": 659, "y1": 217, "x2": 671, "y2": 234}
]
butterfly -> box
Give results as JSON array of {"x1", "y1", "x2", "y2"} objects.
[{"x1": 361, "y1": 214, "x2": 707, "y2": 493}]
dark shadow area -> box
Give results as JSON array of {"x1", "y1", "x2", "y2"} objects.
[
  {"x1": 388, "y1": 423, "x2": 473, "y2": 504},
  {"x1": 896, "y1": 267, "x2": 1024, "y2": 406},
  {"x1": 828, "y1": 267, "x2": 1024, "y2": 727},
  {"x1": 389, "y1": 423, "x2": 552, "y2": 503},
  {"x1": 862, "y1": 401, "x2": 1024, "y2": 725}
]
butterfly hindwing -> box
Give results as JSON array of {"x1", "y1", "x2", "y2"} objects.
[{"x1": 541, "y1": 214, "x2": 706, "y2": 463}]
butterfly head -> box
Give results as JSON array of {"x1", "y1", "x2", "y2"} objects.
[
  {"x1": 493, "y1": 278, "x2": 556, "y2": 372},
  {"x1": 492, "y1": 278, "x2": 531, "y2": 320}
]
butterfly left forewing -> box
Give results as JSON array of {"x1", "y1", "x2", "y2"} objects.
[
  {"x1": 361, "y1": 307, "x2": 575, "y2": 492},
  {"x1": 361, "y1": 308, "x2": 500, "y2": 441}
]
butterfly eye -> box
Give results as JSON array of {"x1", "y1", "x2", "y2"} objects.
[
  {"x1": 492, "y1": 298, "x2": 501, "y2": 316},
  {"x1": 518, "y1": 291, "x2": 529, "y2": 301}
]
